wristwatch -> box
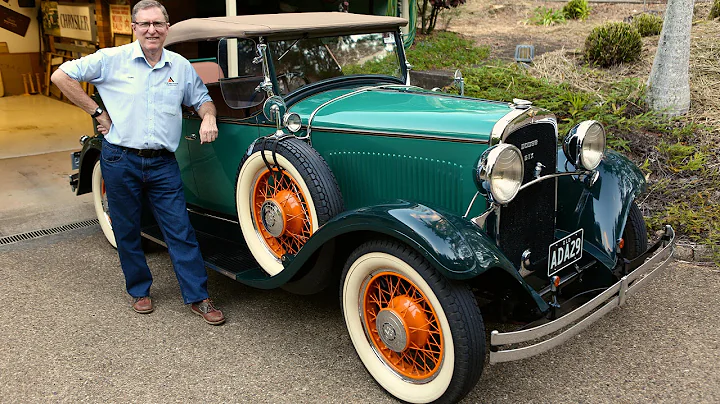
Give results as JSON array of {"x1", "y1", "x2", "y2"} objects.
[{"x1": 91, "y1": 107, "x2": 104, "y2": 118}]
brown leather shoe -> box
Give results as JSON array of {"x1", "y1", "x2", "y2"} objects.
[
  {"x1": 133, "y1": 296, "x2": 153, "y2": 314},
  {"x1": 191, "y1": 299, "x2": 225, "y2": 325}
]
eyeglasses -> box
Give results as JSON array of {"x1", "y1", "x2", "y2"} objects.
[{"x1": 133, "y1": 21, "x2": 168, "y2": 30}]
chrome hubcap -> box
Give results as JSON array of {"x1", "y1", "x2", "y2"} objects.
[
  {"x1": 260, "y1": 200, "x2": 285, "y2": 237},
  {"x1": 376, "y1": 309, "x2": 408, "y2": 352}
]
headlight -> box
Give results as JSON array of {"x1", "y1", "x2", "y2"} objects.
[
  {"x1": 475, "y1": 144, "x2": 524, "y2": 204},
  {"x1": 563, "y1": 120, "x2": 606, "y2": 170},
  {"x1": 283, "y1": 112, "x2": 302, "y2": 133}
]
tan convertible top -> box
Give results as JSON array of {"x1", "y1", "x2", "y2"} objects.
[{"x1": 165, "y1": 12, "x2": 408, "y2": 46}]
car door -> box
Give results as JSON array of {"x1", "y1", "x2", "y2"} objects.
[
  {"x1": 185, "y1": 38, "x2": 267, "y2": 217},
  {"x1": 177, "y1": 117, "x2": 201, "y2": 206}
]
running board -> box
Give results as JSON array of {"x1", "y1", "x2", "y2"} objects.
[{"x1": 141, "y1": 211, "x2": 268, "y2": 283}]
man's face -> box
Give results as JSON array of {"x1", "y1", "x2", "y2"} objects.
[{"x1": 132, "y1": 7, "x2": 169, "y2": 53}]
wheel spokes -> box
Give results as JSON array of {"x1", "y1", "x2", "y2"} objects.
[
  {"x1": 363, "y1": 271, "x2": 444, "y2": 381},
  {"x1": 252, "y1": 168, "x2": 313, "y2": 258}
]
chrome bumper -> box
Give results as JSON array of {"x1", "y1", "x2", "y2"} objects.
[{"x1": 489, "y1": 225, "x2": 676, "y2": 363}]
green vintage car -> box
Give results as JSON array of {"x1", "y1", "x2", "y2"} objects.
[{"x1": 68, "y1": 12, "x2": 675, "y2": 404}]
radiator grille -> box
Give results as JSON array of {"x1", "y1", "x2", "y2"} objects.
[{"x1": 498, "y1": 123, "x2": 557, "y2": 271}]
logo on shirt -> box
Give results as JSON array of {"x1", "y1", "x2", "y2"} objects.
[{"x1": 167, "y1": 77, "x2": 178, "y2": 86}]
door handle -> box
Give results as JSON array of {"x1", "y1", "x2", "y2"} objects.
[{"x1": 185, "y1": 133, "x2": 198, "y2": 141}]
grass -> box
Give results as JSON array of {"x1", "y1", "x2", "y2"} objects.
[
  {"x1": 406, "y1": 32, "x2": 490, "y2": 70},
  {"x1": 525, "y1": 6, "x2": 567, "y2": 26},
  {"x1": 405, "y1": 32, "x2": 720, "y2": 261}
]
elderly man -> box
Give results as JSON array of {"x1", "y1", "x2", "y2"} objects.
[{"x1": 51, "y1": 0, "x2": 225, "y2": 325}]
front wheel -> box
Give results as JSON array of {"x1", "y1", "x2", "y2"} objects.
[
  {"x1": 341, "y1": 240, "x2": 485, "y2": 404},
  {"x1": 621, "y1": 201, "x2": 648, "y2": 260},
  {"x1": 92, "y1": 160, "x2": 116, "y2": 248}
]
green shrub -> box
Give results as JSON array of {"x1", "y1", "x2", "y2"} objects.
[
  {"x1": 632, "y1": 13, "x2": 663, "y2": 36},
  {"x1": 563, "y1": 0, "x2": 590, "y2": 20},
  {"x1": 526, "y1": 6, "x2": 566, "y2": 26},
  {"x1": 710, "y1": 0, "x2": 720, "y2": 19},
  {"x1": 584, "y1": 22, "x2": 642, "y2": 67}
]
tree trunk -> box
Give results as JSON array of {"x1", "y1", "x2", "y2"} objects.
[{"x1": 646, "y1": 0, "x2": 694, "y2": 116}]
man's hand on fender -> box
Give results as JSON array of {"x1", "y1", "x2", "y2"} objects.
[{"x1": 199, "y1": 113, "x2": 218, "y2": 144}]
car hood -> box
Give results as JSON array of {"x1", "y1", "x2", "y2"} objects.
[{"x1": 288, "y1": 86, "x2": 512, "y2": 142}]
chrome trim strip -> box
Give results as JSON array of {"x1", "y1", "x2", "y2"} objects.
[
  {"x1": 489, "y1": 225, "x2": 675, "y2": 363},
  {"x1": 186, "y1": 208, "x2": 240, "y2": 225},
  {"x1": 307, "y1": 84, "x2": 423, "y2": 140},
  {"x1": 311, "y1": 126, "x2": 489, "y2": 144},
  {"x1": 463, "y1": 192, "x2": 480, "y2": 218},
  {"x1": 141, "y1": 232, "x2": 167, "y2": 248},
  {"x1": 518, "y1": 171, "x2": 590, "y2": 192}
]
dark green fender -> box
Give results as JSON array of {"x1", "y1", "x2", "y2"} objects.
[
  {"x1": 74, "y1": 136, "x2": 104, "y2": 196},
  {"x1": 556, "y1": 149, "x2": 647, "y2": 269},
  {"x1": 266, "y1": 201, "x2": 548, "y2": 310}
]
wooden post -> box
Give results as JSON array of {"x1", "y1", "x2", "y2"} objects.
[
  {"x1": 22, "y1": 74, "x2": 30, "y2": 95},
  {"x1": 35, "y1": 73, "x2": 42, "y2": 94}
]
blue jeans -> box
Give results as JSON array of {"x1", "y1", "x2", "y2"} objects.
[{"x1": 100, "y1": 139, "x2": 209, "y2": 304}]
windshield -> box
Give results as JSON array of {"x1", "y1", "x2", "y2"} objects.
[{"x1": 269, "y1": 32, "x2": 403, "y2": 95}]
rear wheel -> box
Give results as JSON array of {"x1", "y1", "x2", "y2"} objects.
[
  {"x1": 621, "y1": 201, "x2": 647, "y2": 259},
  {"x1": 92, "y1": 160, "x2": 116, "y2": 248},
  {"x1": 341, "y1": 240, "x2": 485, "y2": 403}
]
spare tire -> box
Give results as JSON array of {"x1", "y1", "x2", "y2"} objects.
[{"x1": 236, "y1": 137, "x2": 343, "y2": 276}]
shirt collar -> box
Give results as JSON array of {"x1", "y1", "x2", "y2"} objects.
[{"x1": 130, "y1": 40, "x2": 172, "y2": 68}]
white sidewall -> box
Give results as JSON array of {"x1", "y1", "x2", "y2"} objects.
[
  {"x1": 236, "y1": 151, "x2": 319, "y2": 276},
  {"x1": 92, "y1": 161, "x2": 117, "y2": 248},
  {"x1": 342, "y1": 252, "x2": 455, "y2": 404}
]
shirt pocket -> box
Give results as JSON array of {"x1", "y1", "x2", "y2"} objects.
[{"x1": 162, "y1": 87, "x2": 183, "y2": 116}]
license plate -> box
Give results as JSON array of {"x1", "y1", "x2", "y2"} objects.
[
  {"x1": 548, "y1": 229, "x2": 583, "y2": 276},
  {"x1": 71, "y1": 151, "x2": 81, "y2": 170}
]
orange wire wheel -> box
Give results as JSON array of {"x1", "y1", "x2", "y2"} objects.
[
  {"x1": 341, "y1": 241, "x2": 486, "y2": 403},
  {"x1": 361, "y1": 270, "x2": 444, "y2": 382},
  {"x1": 237, "y1": 139, "x2": 343, "y2": 276},
  {"x1": 251, "y1": 168, "x2": 313, "y2": 258}
]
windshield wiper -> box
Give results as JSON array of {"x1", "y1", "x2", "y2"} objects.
[{"x1": 278, "y1": 38, "x2": 302, "y2": 60}]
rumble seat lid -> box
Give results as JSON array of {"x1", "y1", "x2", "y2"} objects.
[{"x1": 165, "y1": 12, "x2": 408, "y2": 46}]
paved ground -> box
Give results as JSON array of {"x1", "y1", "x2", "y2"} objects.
[
  {"x1": 1, "y1": 95, "x2": 719, "y2": 403},
  {"x1": 1, "y1": 229, "x2": 718, "y2": 403}
]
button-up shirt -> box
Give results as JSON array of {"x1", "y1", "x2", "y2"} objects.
[{"x1": 60, "y1": 41, "x2": 211, "y2": 152}]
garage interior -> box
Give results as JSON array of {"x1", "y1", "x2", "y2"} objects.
[{"x1": 0, "y1": 0, "x2": 397, "y2": 238}]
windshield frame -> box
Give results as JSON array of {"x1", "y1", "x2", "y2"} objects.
[{"x1": 264, "y1": 29, "x2": 408, "y2": 98}]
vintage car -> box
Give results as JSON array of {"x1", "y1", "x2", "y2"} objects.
[{"x1": 68, "y1": 12, "x2": 675, "y2": 404}]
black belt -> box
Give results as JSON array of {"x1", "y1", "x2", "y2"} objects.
[{"x1": 120, "y1": 146, "x2": 172, "y2": 158}]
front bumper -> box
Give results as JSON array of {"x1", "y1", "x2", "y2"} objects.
[{"x1": 489, "y1": 225, "x2": 676, "y2": 363}]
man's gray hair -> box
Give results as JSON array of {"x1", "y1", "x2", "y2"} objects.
[{"x1": 132, "y1": 0, "x2": 169, "y2": 23}]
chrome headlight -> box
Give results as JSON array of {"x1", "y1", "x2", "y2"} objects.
[
  {"x1": 283, "y1": 112, "x2": 302, "y2": 133},
  {"x1": 475, "y1": 144, "x2": 524, "y2": 204},
  {"x1": 563, "y1": 120, "x2": 606, "y2": 170}
]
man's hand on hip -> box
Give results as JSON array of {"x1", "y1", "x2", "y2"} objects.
[
  {"x1": 96, "y1": 112, "x2": 112, "y2": 135},
  {"x1": 199, "y1": 113, "x2": 218, "y2": 144}
]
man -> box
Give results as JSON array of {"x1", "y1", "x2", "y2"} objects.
[{"x1": 51, "y1": 0, "x2": 225, "y2": 325}]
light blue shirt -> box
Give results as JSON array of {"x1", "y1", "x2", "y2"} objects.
[{"x1": 60, "y1": 41, "x2": 211, "y2": 152}]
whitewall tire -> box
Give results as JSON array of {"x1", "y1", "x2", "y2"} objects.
[
  {"x1": 341, "y1": 240, "x2": 485, "y2": 403},
  {"x1": 92, "y1": 160, "x2": 116, "y2": 248},
  {"x1": 236, "y1": 138, "x2": 343, "y2": 276}
]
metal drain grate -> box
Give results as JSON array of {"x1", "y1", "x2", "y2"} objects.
[{"x1": 0, "y1": 218, "x2": 100, "y2": 246}]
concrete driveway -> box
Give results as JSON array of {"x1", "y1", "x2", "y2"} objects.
[{"x1": 1, "y1": 229, "x2": 718, "y2": 403}]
